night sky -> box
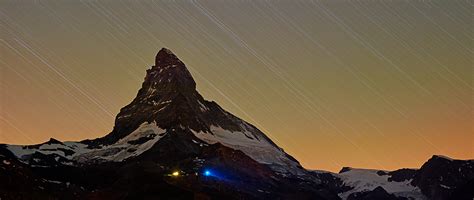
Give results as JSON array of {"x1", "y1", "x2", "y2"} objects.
[{"x1": 1, "y1": 0, "x2": 472, "y2": 172}]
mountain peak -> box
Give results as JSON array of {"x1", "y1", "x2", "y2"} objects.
[
  {"x1": 95, "y1": 48, "x2": 301, "y2": 174},
  {"x1": 101, "y1": 48, "x2": 202, "y2": 143},
  {"x1": 155, "y1": 48, "x2": 180, "y2": 67},
  {"x1": 158, "y1": 47, "x2": 174, "y2": 55},
  {"x1": 145, "y1": 48, "x2": 196, "y2": 93}
]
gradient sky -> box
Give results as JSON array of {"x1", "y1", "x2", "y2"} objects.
[{"x1": 0, "y1": 0, "x2": 472, "y2": 172}]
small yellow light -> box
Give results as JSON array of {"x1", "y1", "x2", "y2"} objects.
[{"x1": 172, "y1": 171, "x2": 179, "y2": 176}]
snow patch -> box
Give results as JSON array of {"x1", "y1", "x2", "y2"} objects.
[
  {"x1": 337, "y1": 169, "x2": 426, "y2": 200},
  {"x1": 197, "y1": 101, "x2": 209, "y2": 112},
  {"x1": 6, "y1": 122, "x2": 166, "y2": 165},
  {"x1": 43, "y1": 179, "x2": 62, "y2": 184},
  {"x1": 440, "y1": 184, "x2": 450, "y2": 189},
  {"x1": 191, "y1": 126, "x2": 300, "y2": 171},
  {"x1": 75, "y1": 122, "x2": 165, "y2": 163}
]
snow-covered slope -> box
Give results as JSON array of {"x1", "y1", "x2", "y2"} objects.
[
  {"x1": 6, "y1": 122, "x2": 165, "y2": 165},
  {"x1": 192, "y1": 125, "x2": 301, "y2": 173},
  {"x1": 74, "y1": 122, "x2": 165, "y2": 163},
  {"x1": 337, "y1": 168, "x2": 426, "y2": 200},
  {"x1": 7, "y1": 140, "x2": 91, "y2": 166}
]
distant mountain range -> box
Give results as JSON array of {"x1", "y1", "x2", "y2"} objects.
[{"x1": 1, "y1": 48, "x2": 472, "y2": 200}]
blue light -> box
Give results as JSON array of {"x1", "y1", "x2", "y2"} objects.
[{"x1": 204, "y1": 170, "x2": 211, "y2": 176}]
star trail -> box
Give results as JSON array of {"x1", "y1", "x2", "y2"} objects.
[{"x1": 0, "y1": 0, "x2": 472, "y2": 172}]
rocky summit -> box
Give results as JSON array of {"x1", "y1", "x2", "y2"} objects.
[{"x1": 0, "y1": 49, "x2": 472, "y2": 200}]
